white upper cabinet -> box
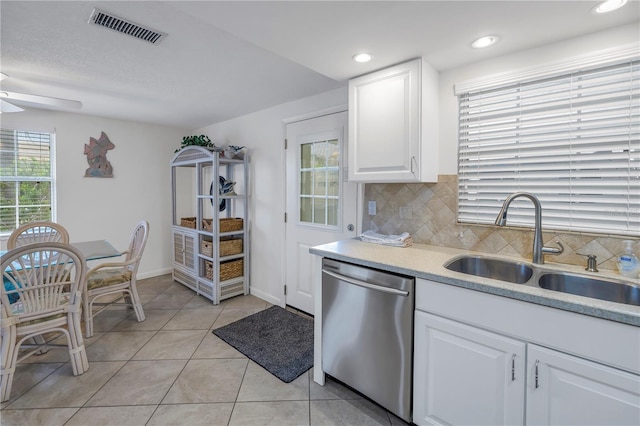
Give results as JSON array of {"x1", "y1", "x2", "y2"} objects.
[{"x1": 348, "y1": 58, "x2": 439, "y2": 182}]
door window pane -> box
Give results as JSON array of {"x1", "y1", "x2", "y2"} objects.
[
  {"x1": 313, "y1": 198, "x2": 326, "y2": 225},
  {"x1": 327, "y1": 169, "x2": 339, "y2": 197},
  {"x1": 300, "y1": 171, "x2": 312, "y2": 195},
  {"x1": 300, "y1": 197, "x2": 312, "y2": 223},
  {"x1": 327, "y1": 198, "x2": 338, "y2": 226},
  {"x1": 314, "y1": 169, "x2": 327, "y2": 196}
]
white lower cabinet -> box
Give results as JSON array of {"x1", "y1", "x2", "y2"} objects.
[
  {"x1": 526, "y1": 344, "x2": 640, "y2": 426},
  {"x1": 413, "y1": 311, "x2": 526, "y2": 426},
  {"x1": 414, "y1": 278, "x2": 640, "y2": 426}
]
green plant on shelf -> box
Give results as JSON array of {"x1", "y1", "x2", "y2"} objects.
[{"x1": 175, "y1": 135, "x2": 219, "y2": 152}]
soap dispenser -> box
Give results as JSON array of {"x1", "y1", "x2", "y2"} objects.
[{"x1": 617, "y1": 240, "x2": 639, "y2": 278}]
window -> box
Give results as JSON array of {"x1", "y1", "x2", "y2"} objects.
[
  {"x1": 299, "y1": 138, "x2": 340, "y2": 227},
  {"x1": 455, "y1": 53, "x2": 639, "y2": 236},
  {"x1": 0, "y1": 129, "x2": 56, "y2": 232}
]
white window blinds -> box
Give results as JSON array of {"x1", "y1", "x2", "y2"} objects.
[
  {"x1": 0, "y1": 129, "x2": 55, "y2": 232},
  {"x1": 456, "y1": 58, "x2": 640, "y2": 236}
]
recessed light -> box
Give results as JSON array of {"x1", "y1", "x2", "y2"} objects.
[
  {"x1": 471, "y1": 36, "x2": 499, "y2": 49},
  {"x1": 353, "y1": 53, "x2": 373, "y2": 63},
  {"x1": 593, "y1": 0, "x2": 628, "y2": 13}
]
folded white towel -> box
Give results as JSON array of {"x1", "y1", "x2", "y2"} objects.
[{"x1": 360, "y1": 230, "x2": 413, "y2": 247}]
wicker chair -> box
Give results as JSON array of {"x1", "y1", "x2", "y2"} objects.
[
  {"x1": 83, "y1": 220, "x2": 149, "y2": 338},
  {"x1": 0, "y1": 242, "x2": 88, "y2": 402},
  {"x1": 7, "y1": 221, "x2": 70, "y2": 249},
  {"x1": 7, "y1": 221, "x2": 71, "y2": 354}
]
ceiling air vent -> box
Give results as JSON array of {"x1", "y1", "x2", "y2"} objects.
[{"x1": 88, "y1": 8, "x2": 167, "y2": 45}]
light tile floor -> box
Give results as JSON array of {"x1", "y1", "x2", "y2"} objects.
[{"x1": 1, "y1": 274, "x2": 410, "y2": 426}]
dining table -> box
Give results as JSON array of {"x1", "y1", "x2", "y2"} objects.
[
  {"x1": 68, "y1": 240, "x2": 121, "y2": 261},
  {"x1": 2, "y1": 240, "x2": 122, "y2": 303},
  {"x1": 1, "y1": 239, "x2": 121, "y2": 262}
]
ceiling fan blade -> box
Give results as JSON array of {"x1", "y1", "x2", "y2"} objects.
[
  {"x1": 0, "y1": 91, "x2": 82, "y2": 109},
  {"x1": 0, "y1": 99, "x2": 25, "y2": 113}
]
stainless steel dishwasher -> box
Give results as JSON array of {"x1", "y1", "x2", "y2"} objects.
[{"x1": 321, "y1": 258, "x2": 415, "y2": 423}]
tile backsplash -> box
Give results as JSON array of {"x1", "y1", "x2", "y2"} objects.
[{"x1": 363, "y1": 175, "x2": 638, "y2": 273}]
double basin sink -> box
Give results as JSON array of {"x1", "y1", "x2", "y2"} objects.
[{"x1": 444, "y1": 255, "x2": 640, "y2": 306}]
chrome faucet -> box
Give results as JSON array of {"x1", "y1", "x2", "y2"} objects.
[{"x1": 495, "y1": 192, "x2": 564, "y2": 264}]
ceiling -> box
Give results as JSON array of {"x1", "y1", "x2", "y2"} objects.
[{"x1": 1, "y1": 1, "x2": 638, "y2": 129}]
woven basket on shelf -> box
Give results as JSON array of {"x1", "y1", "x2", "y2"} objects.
[
  {"x1": 180, "y1": 217, "x2": 196, "y2": 229},
  {"x1": 201, "y1": 238, "x2": 242, "y2": 257},
  {"x1": 220, "y1": 218, "x2": 243, "y2": 233},
  {"x1": 205, "y1": 259, "x2": 244, "y2": 281},
  {"x1": 201, "y1": 240, "x2": 213, "y2": 257},
  {"x1": 220, "y1": 238, "x2": 243, "y2": 257},
  {"x1": 202, "y1": 218, "x2": 244, "y2": 233}
]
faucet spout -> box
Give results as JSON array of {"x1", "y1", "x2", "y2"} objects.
[{"x1": 494, "y1": 192, "x2": 563, "y2": 264}]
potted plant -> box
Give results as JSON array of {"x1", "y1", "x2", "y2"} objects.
[{"x1": 175, "y1": 135, "x2": 220, "y2": 153}]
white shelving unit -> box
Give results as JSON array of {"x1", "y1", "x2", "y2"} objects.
[{"x1": 170, "y1": 146, "x2": 249, "y2": 304}]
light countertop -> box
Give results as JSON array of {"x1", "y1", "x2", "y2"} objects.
[{"x1": 310, "y1": 238, "x2": 640, "y2": 327}]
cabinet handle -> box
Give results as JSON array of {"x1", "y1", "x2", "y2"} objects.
[
  {"x1": 511, "y1": 354, "x2": 516, "y2": 381},
  {"x1": 534, "y1": 360, "x2": 540, "y2": 389},
  {"x1": 410, "y1": 156, "x2": 416, "y2": 174}
]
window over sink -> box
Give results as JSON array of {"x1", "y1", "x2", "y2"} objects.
[{"x1": 455, "y1": 45, "x2": 639, "y2": 236}]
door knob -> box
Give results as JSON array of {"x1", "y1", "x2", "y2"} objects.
[{"x1": 347, "y1": 224, "x2": 354, "y2": 231}]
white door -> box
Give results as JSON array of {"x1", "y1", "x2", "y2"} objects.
[{"x1": 285, "y1": 111, "x2": 358, "y2": 314}]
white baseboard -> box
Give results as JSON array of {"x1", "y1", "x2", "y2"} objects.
[
  {"x1": 138, "y1": 268, "x2": 172, "y2": 280},
  {"x1": 250, "y1": 286, "x2": 282, "y2": 307}
]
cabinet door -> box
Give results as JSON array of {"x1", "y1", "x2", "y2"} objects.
[
  {"x1": 172, "y1": 230, "x2": 196, "y2": 272},
  {"x1": 348, "y1": 59, "x2": 421, "y2": 182},
  {"x1": 527, "y1": 344, "x2": 640, "y2": 426},
  {"x1": 173, "y1": 231, "x2": 185, "y2": 266},
  {"x1": 414, "y1": 311, "x2": 525, "y2": 426}
]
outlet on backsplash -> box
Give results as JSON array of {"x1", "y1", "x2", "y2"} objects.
[
  {"x1": 363, "y1": 175, "x2": 638, "y2": 273},
  {"x1": 368, "y1": 201, "x2": 377, "y2": 216}
]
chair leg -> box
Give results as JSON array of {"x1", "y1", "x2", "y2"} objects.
[
  {"x1": 84, "y1": 294, "x2": 94, "y2": 339},
  {"x1": 0, "y1": 325, "x2": 18, "y2": 402},
  {"x1": 67, "y1": 313, "x2": 88, "y2": 375},
  {"x1": 129, "y1": 286, "x2": 146, "y2": 322}
]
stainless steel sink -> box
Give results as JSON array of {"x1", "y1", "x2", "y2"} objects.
[
  {"x1": 538, "y1": 273, "x2": 640, "y2": 306},
  {"x1": 444, "y1": 255, "x2": 534, "y2": 284}
]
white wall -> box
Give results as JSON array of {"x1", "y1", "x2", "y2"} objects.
[
  {"x1": 1, "y1": 109, "x2": 188, "y2": 278},
  {"x1": 437, "y1": 23, "x2": 639, "y2": 174},
  {"x1": 195, "y1": 87, "x2": 348, "y2": 306}
]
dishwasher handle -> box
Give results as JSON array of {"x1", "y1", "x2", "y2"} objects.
[{"x1": 322, "y1": 269, "x2": 410, "y2": 297}]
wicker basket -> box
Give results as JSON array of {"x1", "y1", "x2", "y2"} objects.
[
  {"x1": 202, "y1": 218, "x2": 243, "y2": 233},
  {"x1": 220, "y1": 218, "x2": 243, "y2": 233},
  {"x1": 180, "y1": 217, "x2": 196, "y2": 229},
  {"x1": 220, "y1": 238, "x2": 243, "y2": 257},
  {"x1": 205, "y1": 259, "x2": 244, "y2": 281},
  {"x1": 202, "y1": 238, "x2": 242, "y2": 257},
  {"x1": 201, "y1": 239, "x2": 213, "y2": 257}
]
